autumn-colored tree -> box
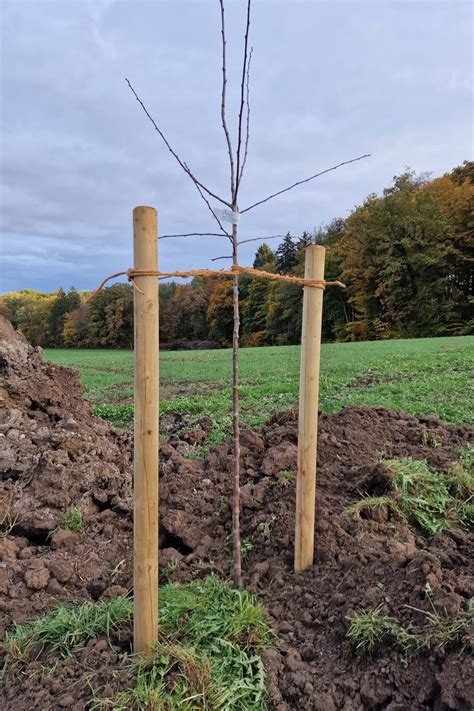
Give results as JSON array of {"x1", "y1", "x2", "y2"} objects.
[
  {"x1": 87, "y1": 284, "x2": 134, "y2": 348},
  {"x1": 49, "y1": 288, "x2": 81, "y2": 346},
  {"x1": 241, "y1": 244, "x2": 276, "y2": 344},
  {"x1": 174, "y1": 282, "x2": 209, "y2": 341},
  {"x1": 339, "y1": 170, "x2": 463, "y2": 339},
  {"x1": 451, "y1": 160, "x2": 474, "y2": 186},
  {"x1": 158, "y1": 282, "x2": 179, "y2": 343},
  {"x1": 206, "y1": 280, "x2": 234, "y2": 343},
  {"x1": 62, "y1": 303, "x2": 90, "y2": 347},
  {"x1": 266, "y1": 282, "x2": 301, "y2": 344},
  {"x1": 0, "y1": 289, "x2": 56, "y2": 346},
  {"x1": 314, "y1": 220, "x2": 351, "y2": 341},
  {"x1": 4, "y1": 162, "x2": 472, "y2": 350},
  {"x1": 420, "y1": 166, "x2": 474, "y2": 334}
]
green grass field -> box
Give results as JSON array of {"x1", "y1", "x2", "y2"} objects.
[{"x1": 45, "y1": 336, "x2": 473, "y2": 439}]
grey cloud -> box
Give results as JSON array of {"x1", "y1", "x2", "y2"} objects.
[{"x1": 1, "y1": 0, "x2": 472, "y2": 293}]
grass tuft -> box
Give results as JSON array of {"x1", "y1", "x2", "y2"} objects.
[
  {"x1": 159, "y1": 575, "x2": 270, "y2": 651},
  {"x1": 346, "y1": 605, "x2": 394, "y2": 652},
  {"x1": 347, "y1": 599, "x2": 472, "y2": 658},
  {"x1": 185, "y1": 445, "x2": 210, "y2": 461},
  {"x1": 347, "y1": 455, "x2": 473, "y2": 537},
  {"x1": 386, "y1": 458, "x2": 455, "y2": 536},
  {"x1": 345, "y1": 495, "x2": 395, "y2": 520},
  {"x1": 48, "y1": 506, "x2": 85, "y2": 541},
  {"x1": 101, "y1": 642, "x2": 213, "y2": 710},
  {"x1": 4, "y1": 595, "x2": 132, "y2": 663},
  {"x1": 277, "y1": 470, "x2": 296, "y2": 479},
  {"x1": 240, "y1": 538, "x2": 254, "y2": 562},
  {"x1": 59, "y1": 506, "x2": 84, "y2": 534},
  {"x1": 413, "y1": 599, "x2": 473, "y2": 651}
]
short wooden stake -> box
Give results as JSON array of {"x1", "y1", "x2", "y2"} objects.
[
  {"x1": 133, "y1": 206, "x2": 159, "y2": 653},
  {"x1": 295, "y1": 245, "x2": 325, "y2": 573}
]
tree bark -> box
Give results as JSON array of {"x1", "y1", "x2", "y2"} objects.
[{"x1": 231, "y1": 219, "x2": 242, "y2": 587}]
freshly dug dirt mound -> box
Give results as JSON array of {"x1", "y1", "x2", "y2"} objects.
[
  {"x1": 0, "y1": 316, "x2": 218, "y2": 639},
  {"x1": 1, "y1": 316, "x2": 473, "y2": 710},
  {"x1": 0, "y1": 316, "x2": 133, "y2": 534}
]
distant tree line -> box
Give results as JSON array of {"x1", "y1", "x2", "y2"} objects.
[{"x1": 1, "y1": 162, "x2": 472, "y2": 348}]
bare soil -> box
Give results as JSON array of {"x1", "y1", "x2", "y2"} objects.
[{"x1": 0, "y1": 316, "x2": 472, "y2": 710}]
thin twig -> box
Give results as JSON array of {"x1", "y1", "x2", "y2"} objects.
[
  {"x1": 219, "y1": 0, "x2": 236, "y2": 197},
  {"x1": 126, "y1": 77, "x2": 232, "y2": 208},
  {"x1": 234, "y1": 0, "x2": 252, "y2": 198},
  {"x1": 211, "y1": 255, "x2": 233, "y2": 261},
  {"x1": 238, "y1": 234, "x2": 283, "y2": 245},
  {"x1": 238, "y1": 46, "x2": 253, "y2": 187},
  {"x1": 241, "y1": 154, "x2": 371, "y2": 213}
]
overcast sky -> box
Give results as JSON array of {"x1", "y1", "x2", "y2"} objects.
[{"x1": 1, "y1": 0, "x2": 472, "y2": 293}]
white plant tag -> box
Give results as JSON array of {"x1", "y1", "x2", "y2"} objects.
[{"x1": 216, "y1": 208, "x2": 240, "y2": 225}]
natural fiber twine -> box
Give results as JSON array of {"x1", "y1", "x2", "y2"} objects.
[{"x1": 87, "y1": 265, "x2": 345, "y2": 301}]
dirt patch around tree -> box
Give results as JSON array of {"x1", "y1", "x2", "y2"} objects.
[{"x1": 0, "y1": 316, "x2": 472, "y2": 710}]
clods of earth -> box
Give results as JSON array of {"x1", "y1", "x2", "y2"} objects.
[{"x1": 0, "y1": 315, "x2": 473, "y2": 710}]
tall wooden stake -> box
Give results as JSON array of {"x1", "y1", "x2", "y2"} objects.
[
  {"x1": 295, "y1": 245, "x2": 325, "y2": 573},
  {"x1": 133, "y1": 206, "x2": 159, "y2": 653}
]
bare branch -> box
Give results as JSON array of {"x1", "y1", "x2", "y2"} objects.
[
  {"x1": 160, "y1": 232, "x2": 283, "y2": 245},
  {"x1": 219, "y1": 0, "x2": 236, "y2": 198},
  {"x1": 241, "y1": 154, "x2": 371, "y2": 214},
  {"x1": 234, "y1": 0, "x2": 252, "y2": 199},
  {"x1": 125, "y1": 77, "x2": 232, "y2": 208},
  {"x1": 238, "y1": 46, "x2": 253, "y2": 187},
  {"x1": 238, "y1": 234, "x2": 282, "y2": 246},
  {"x1": 159, "y1": 232, "x2": 228, "y2": 240},
  {"x1": 211, "y1": 255, "x2": 233, "y2": 261}
]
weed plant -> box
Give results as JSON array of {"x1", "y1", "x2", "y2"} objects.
[{"x1": 48, "y1": 507, "x2": 84, "y2": 539}]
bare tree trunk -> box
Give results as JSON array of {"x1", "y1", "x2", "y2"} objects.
[{"x1": 231, "y1": 219, "x2": 242, "y2": 587}]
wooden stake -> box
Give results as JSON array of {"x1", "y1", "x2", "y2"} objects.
[
  {"x1": 133, "y1": 206, "x2": 159, "y2": 653},
  {"x1": 295, "y1": 245, "x2": 325, "y2": 573}
]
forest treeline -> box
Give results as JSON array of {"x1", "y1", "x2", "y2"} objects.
[{"x1": 2, "y1": 163, "x2": 473, "y2": 348}]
